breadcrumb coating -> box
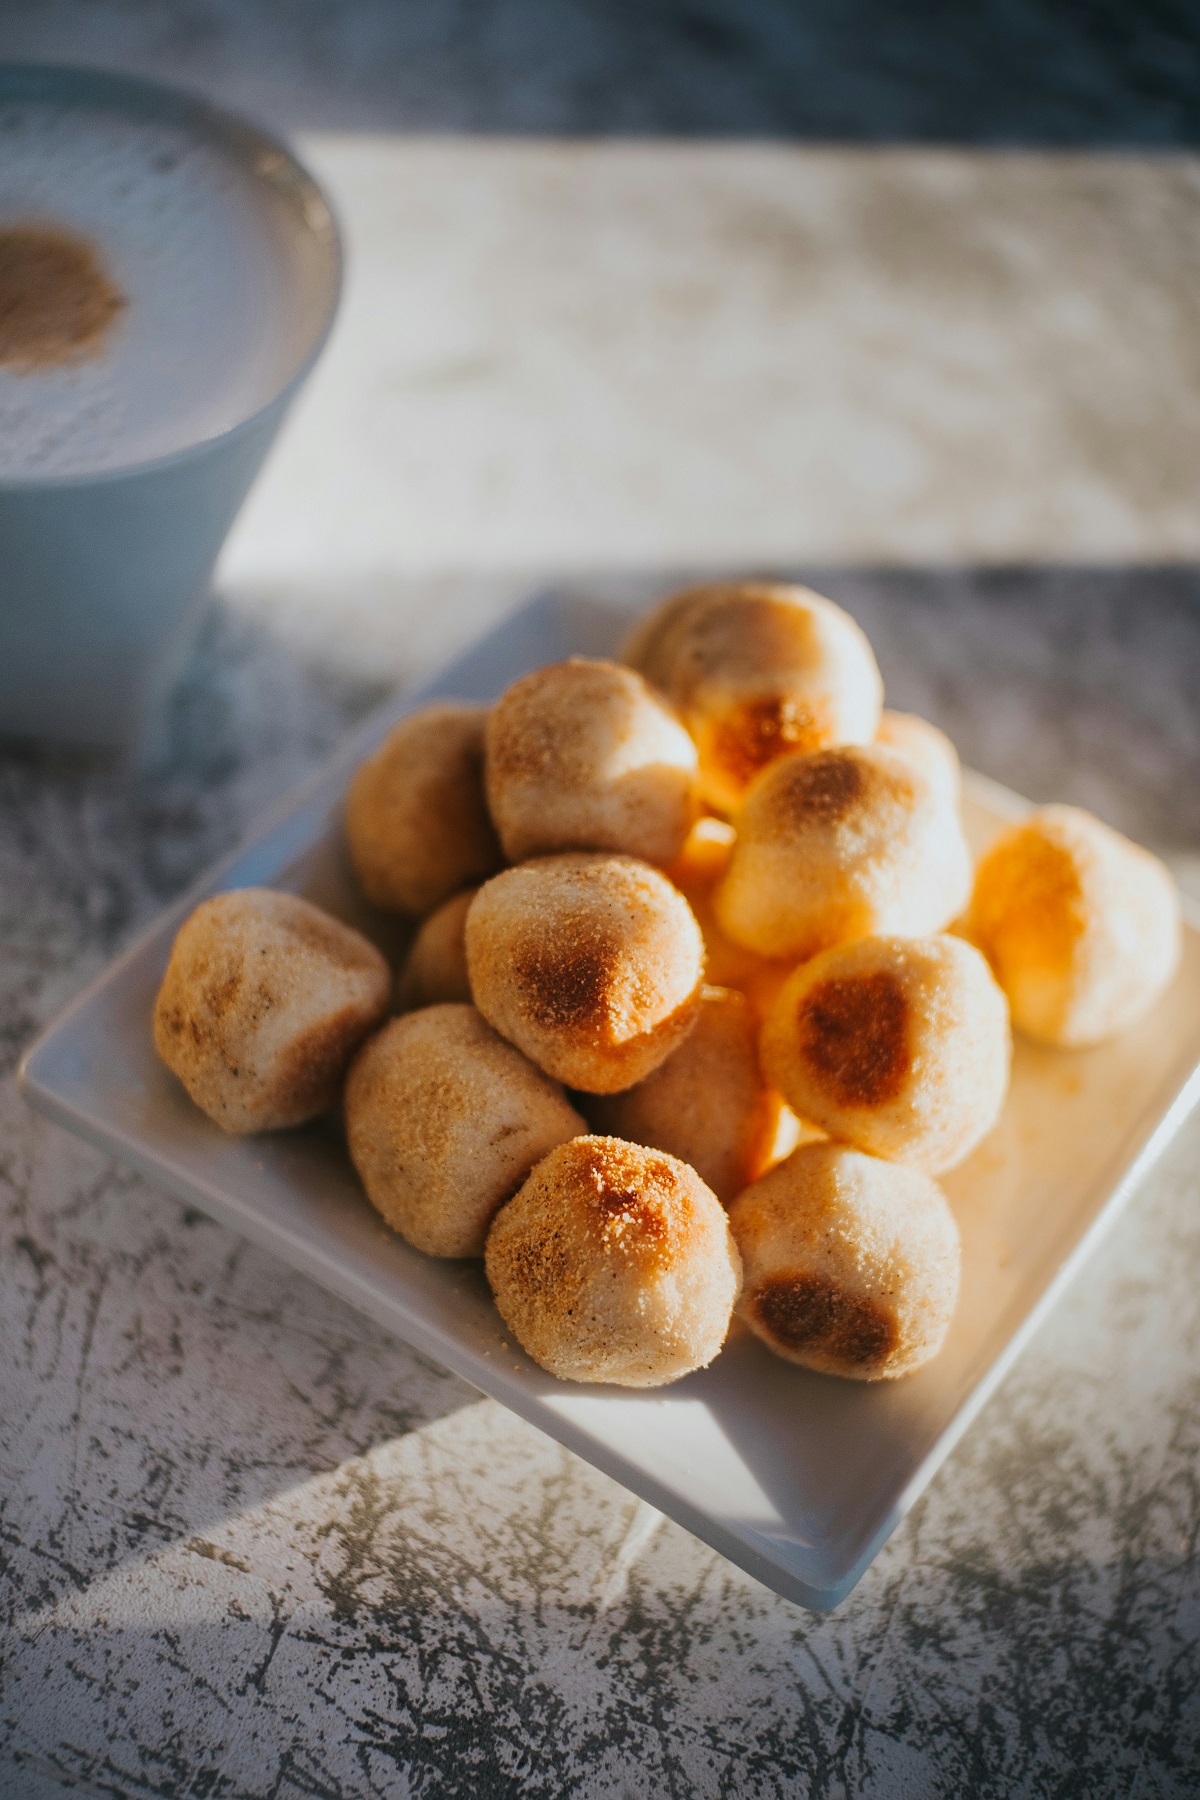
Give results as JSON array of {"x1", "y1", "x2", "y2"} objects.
[
  {"x1": 761, "y1": 933, "x2": 1010, "y2": 1174},
  {"x1": 486, "y1": 1135, "x2": 741, "y2": 1386},
  {"x1": 465, "y1": 853, "x2": 705, "y2": 1092},
  {"x1": 715, "y1": 743, "x2": 971, "y2": 962},
  {"x1": 485, "y1": 657, "x2": 698, "y2": 864},
  {"x1": 153, "y1": 887, "x2": 390, "y2": 1134},
  {"x1": 729, "y1": 1142, "x2": 960, "y2": 1380},
  {"x1": 345, "y1": 1005, "x2": 585, "y2": 1257},
  {"x1": 345, "y1": 703, "x2": 502, "y2": 915}
]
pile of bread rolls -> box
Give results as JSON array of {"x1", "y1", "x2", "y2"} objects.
[{"x1": 153, "y1": 583, "x2": 1182, "y2": 1390}]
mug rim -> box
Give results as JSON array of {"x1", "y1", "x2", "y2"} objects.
[{"x1": 0, "y1": 61, "x2": 344, "y2": 492}]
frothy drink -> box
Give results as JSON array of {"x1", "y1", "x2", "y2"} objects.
[{"x1": 0, "y1": 95, "x2": 330, "y2": 479}]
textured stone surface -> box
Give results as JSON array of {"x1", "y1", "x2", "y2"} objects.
[
  {"x1": 212, "y1": 140, "x2": 1200, "y2": 592},
  {"x1": 1, "y1": 577, "x2": 1199, "y2": 1798}
]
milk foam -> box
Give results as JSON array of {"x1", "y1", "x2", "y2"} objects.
[{"x1": 0, "y1": 98, "x2": 332, "y2": 479}]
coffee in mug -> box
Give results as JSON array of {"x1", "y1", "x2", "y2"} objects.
[
  {"x1": 0, "y1": 67, "x2": 340, "y2": 749},
  {"x1": 0, "y1": 90, "x2": 333, "y2": 481}
]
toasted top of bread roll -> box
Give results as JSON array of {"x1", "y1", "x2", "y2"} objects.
[
  {"x1": 485, "y1": 1135, "x2": 741, "y2": 1387},
  {"x1": 729, "y1": 1141, "x2": 960, "y2": 1380},
  {"x1": 714, "y1": 743, "x2": 972, "y2": 963},
  {"x1": 760, "y1": 932, "x2": 1010, "y2": 1174},
  {"x1": 966, "y1": 804, "x2": 1181, "y2": 1047},
  {"x1": 345, "y1": 703, "x2": 503, "y2": 916},
  {"x1": 623, "y1": 582, "x2": 882, "y2": 813},
  {"x1": 153, "y1": 887, "x2": 390, "y2": 1134},
  {"x1": 465, "y1": 853, "x2": 705, "y2": 1092},
  {"x1": 345, "y1": 1005, "x2": 585, "y2": 1258},
  {"x1": 485, "y1": 657, "x2": 698, "y2": 865}
]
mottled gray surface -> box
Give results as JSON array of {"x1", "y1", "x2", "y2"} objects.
[
  {"x1": 2, "y1": 573, "x2": 1199, "y2": 1799},
  {"x1": 1, "y1": 0, "x2": 1198, "y2": 142}
]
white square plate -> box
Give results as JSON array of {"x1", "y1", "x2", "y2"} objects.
[{"x1": 19, "y1": 591, "x2": 1200, "y2": 1610}]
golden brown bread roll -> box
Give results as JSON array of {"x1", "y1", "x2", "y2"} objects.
[
  {"x1": 760, "y1": 933, "x2": 1010, "y2": 1174},
  {"x1": 485, "y1": 657, "x2": 698, "y2": 864},
  {"x1": 729, "y1": 1142, "x2": 961, "y2": 1380},
  {"x1": 344, "y1": 703, "x2": 502, "y2": 915},
  {"x1": 153, "y1": 887, "x2": 390, "y2": 1134},
  {"x1": 345, "y1": 1005, "x2": 585, "y2": 1257},
  {"x1": 586, "y1": 986, "x2": 785, "y2": 1204},
  {"x1": 714, "y1": 743, "x2": 972, "y2": 962},
  {"x1": 875, "y1": 710, "x2": 961, "y2": 809},
  {"x1": 485, "y1": 1135, "x2": 742, "y2": 1386},
  {"x1": 465, "y1": 853, "x2": 705, "y2": 1092},
  {"x1": 966, "y1": 804, "x2": 1181, "y2": 1047},
  {"x1": 623, "y1": 582, "x2": 883, "y2": 813},
  {"x1": 396, "y1": 886, "x2": 476, "y2": 1010}
]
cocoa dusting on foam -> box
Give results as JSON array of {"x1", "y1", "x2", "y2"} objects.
[{"x1": 0, "y1": 224, "x2": 125, "y2": 370}]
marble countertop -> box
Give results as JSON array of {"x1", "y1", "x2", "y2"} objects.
[{"x1": 3, "y1": 5, "x2": 1200, "y2": 1796}]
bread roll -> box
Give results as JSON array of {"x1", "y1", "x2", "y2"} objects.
[
  {"x1": 967, "y1": 804, "x2": 1181, "y2": 1047},
  {"x1": 153, "y1": 887, "x2": 390, "y2": 1134},
  {"x1": 761, "y1": 933, "x2": 1010, "y2": 1174},
  {"x1": 876, "y1": 710, "x2": 961, "y2": 809},
  {"x1": 714, "y1": 744, "x2": 972, "y2": 962},
  {"x1": 485, "y1": 1135, "x2": 741, "y2": 1386},
  {"x1": 485, "y1": 657, "x2": 698, "y2": 864},
  {"x1": 729, "y1": 1142, "x2": 960, "y2": 1380},
  {"x1": 345, "y1": 1005, "x2": 585, "y2": 1257},
  {"x1": 623, "y1": 582, "x2": 882, "y2": 813},
  {"x1": 397, "y1": 887, "x2": 476, "y2": 1010},
  {"x1": 465, "y1": 853, "x2": 705, "y2": 1092},
  {"x1": 345, "y1": 703, "x2": 502, "y2": 915},
  {"x1": 587, "y1": 986, "x2": 784, "y2": 1204}
]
